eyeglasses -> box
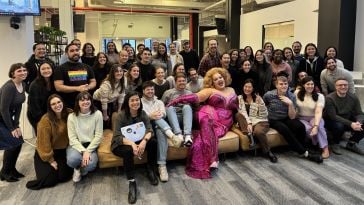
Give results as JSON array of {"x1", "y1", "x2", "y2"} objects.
[{"x1": 336, "y1": 84, "x2": 348, "y2": 87}]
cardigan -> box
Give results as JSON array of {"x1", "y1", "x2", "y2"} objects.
[{"x1": 238, "y1": 95, "x2": 268, "y2": 126}]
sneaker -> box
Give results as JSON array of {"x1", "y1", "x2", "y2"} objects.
[
  {"x1": 158, "y1": 165, "x2": 169, "y2": 182},
  {"x1": 72, "y1": 168, "x2": 81, "y2": 182},
  {"x1": 331, "y1": 144, "x2": 342, "y2": 155},
  {"x1": 184, "y1": 135, "x2": 193, "y2": 147},
  {"x1": 128, "y1": 181, "x2": 137, "y2": 204},
  {"x1": 346, "y1": 142, "x2": 364, "y2": 155},
  {"x1": 307, "y1": 152, "x2": 323, "y2": 164},
  {"x1": 170, "y1": 135, "x2": 183, "y2": 148}
]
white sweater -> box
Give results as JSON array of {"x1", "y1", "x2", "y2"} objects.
[
  {"x1": 67, "y1": 110, "x2": 103, "y2": 153},
  {"x1": 141, "y1": 96, "x2": 166, "y2": 117}
]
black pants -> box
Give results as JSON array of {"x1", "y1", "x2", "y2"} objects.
[
  {"x1": 269, "y1": 118, "x2": 306, "y2": 155},
  {"x1": 112, "y1": 138, "x2": 157, "y2": 180},
  {"x1": 325, "y1": 119, "x2": 364, "y2": 144},
  {"x1": 1, "y1": 145, "x2": 22, "y2": 174},
  {"x1": 26, "y1": 149, "x2": 73, "y2": 190}
]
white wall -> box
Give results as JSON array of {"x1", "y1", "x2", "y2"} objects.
[
  {"x1": 354, "y1": 0, "x2": 364, "y2": 72},
  {"x1": 0, "y1": 16, "x2": 34, "y2": 85},
  {"x1": 240, "y1": 0, "x2": 319, "y2": 51},
  {"x1": 101, "y1": 14, "x2": 170, "y2": 39}
]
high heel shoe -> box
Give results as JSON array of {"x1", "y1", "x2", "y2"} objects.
[
  {"x1": 0, "y1": 172, "x2": 19, "y2": 182},
  {"x1": 267, "y1": 151, "x2": 278, "y2": 163}
]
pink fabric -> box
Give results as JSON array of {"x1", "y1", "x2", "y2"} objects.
[{"x1": 186, "y1": 93, "x2": 237, "y2": 179}]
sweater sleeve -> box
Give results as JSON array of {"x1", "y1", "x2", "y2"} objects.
[
  {"x1": 320, "y1": 70, "x2": 328, "y2": 96},
  {"x1": 67, "y1": 114, "x2": 86, "y2": 153},
  {"x1": 86, "y1": 111, "x2": 104, "y2": 152},
  {"x1": 325, "y1": 96, "x2": 352, "y2": 126},
  {"x1": 36, "y1": 116, "x2": 55, "y2": 163},
  {"x1": 257, "y1": 96, "x2": 269, "y2": 119},
  {"x1": 112, "y1": 112, "x2": 125, "y2": 147},
  {"x1": 141, "y1": 110, "x2": 154, "y2": 137},
  {"x1": 0, "y1": 82, "x2": 16, "y2": 131}
]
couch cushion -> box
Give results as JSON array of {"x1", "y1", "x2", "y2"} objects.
[{"x1": 231, "y1": 125, "x2": 287, "y2": 151}]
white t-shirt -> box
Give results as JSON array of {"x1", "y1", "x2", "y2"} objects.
[{"x1": 295, "y1": 91, "x2": 325, "y2": 117}]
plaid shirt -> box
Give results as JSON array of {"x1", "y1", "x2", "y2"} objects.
[{"x1": 198, "y1": 52, "x2": 221, "y2": 77}]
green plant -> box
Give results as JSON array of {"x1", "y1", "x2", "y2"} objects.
[{"x1": 38, "y1": 26, "x2": 66, "y2": 43}]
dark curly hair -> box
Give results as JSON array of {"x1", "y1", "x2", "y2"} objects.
[{"x1": 297, "y1": 76, "x2": 318, "y2": 102}]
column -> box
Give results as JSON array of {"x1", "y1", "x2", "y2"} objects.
[
  {"x1": 225, "y1": 0, "x2": 241, "y2": 49},
  {"x1": 58, "y1": 0, "x2": 74, "y2": 42}
]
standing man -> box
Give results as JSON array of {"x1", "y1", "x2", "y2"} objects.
[
  {"x1": 151, "y1": 40, "x2": 159, "y2": 56},
  {"x1": 320, "y1": 57, "x2": 355, "y2": 96},
  {"x1": 54, "y1": 43, "x2": 96, "y2": 108},
  {"x1": 324, "y1": 78, "x2": 364, "y2": 155},
  {"x1": 169, "y1": 42, "x2": 184, "y2": 70},
  {"x1": 24, "y1": 43, "x2": 55, "y2": 92},
  {"x1": 292, "y1": 41, "x2": 304, "y2": 62},
  {"x1": 198, "y1": 39, "x2": 221, "y2": 77},
  {"x1": 179, "y1": 41, "x2": 199, "y2": 72},
  {"x1": 137, "y1": 48, "x2": 155, "y2": 83}
]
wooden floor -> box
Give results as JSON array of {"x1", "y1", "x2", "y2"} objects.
[{"x1": 0, "y1": 142, "x2": 363, "y2": 205}]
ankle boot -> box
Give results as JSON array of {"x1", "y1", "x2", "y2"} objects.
[
  {"x1": 267, "y1": 151, "x2": 278, "y2": 163},
  {"x1": 0, "y1": 171, "x2": 18, "y2": 182},
  {"x1": 11, "y1": 169, "x2": 25, "y2": 178},
  {"x1": 128, "y1": 181, "x2": 137, "y2": 204},
  {"x1": 146, "y1": 165, "x2": 158, "y2": 186}
]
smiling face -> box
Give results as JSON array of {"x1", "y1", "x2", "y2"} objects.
[
  {"x1": 255, "y1": 51, "x2": 264, "y2": 63},
  {"x1": 230, "y1": 50, "x2": 239, "y2": 62},
  {"x1": 292, "y1": 42, "x2": 301, "y2": 54},
  {"x1": 119, "y1": 50, "x2": 129, "y2": 64},
  {"x1": 158, "y1": 44, "x2": 166, "y2": 55},
  {"x1": 243, "y1": 82, "x2": 254, "y2": 96},
  {"x1": 78, "y1": 96, "x2": 91, "y2": 113},
  {"x1": 175, "y1": 76, "x2": 186, "y2": 91},
  {"x1": 284, "y1": 49, "x2": 293, "y2": 60},
  {"x1": 303, "y1": 80, "x2": 314, "y2": 94},
  {"x1": 335, "y1": 79, "x2": 349, "y2": 96},
  {"x1": 239, "y1": 50, "x2": 247, "y2": 60},
  {"x1": 129, "y1": 66, "x2": 140, "y2": 80},
  {"x1": 155, "y1": 67, "x2": 165, "y2": 81},
  {"x1": 128, "y1": 95, "x2": 141, "y2": 113},
  {"x1": 220, "y1": 54, "x2": 230, "y2": 68},
  {"x1": 143, "y1": 86, "x2": 155, "y2": 99},
  {"x1": 306, "y1": 45, "x2": 316, "y2": 58},
  {"x1": 326, "y1": 48, "x2": 336, "y2": 58},
  {"x1": 169, "y1": 43, "x2": 177, "y2": 54},
  {"x1": 141, "y1": 50, "x2": 151, "y2": 63},
  {"x1": 276, "y1": 79, "x2": 289, "y2": 94},
  {"x1": 107, "y1": 42, "x2": 116, "y2": 53},
  {"x1": 34, "y1": 44, "x2": 46, "y2": 59},
  {"x1": 114, "y1": 67, "x2": 124, "y2": 80},
  {"x1": 39, "y1": 63, "x2": 52, "y2": 78},
  {"x1": 189, "y1": 69, "x2": 198, "y2": 82},
  {"x1": 85, "y1": 44, "x2": 93, "y2": 54},
  {"x1": 98, "y1": 53, "x2": 107, "y2": 65},
  {"x1": 67, "y1": 45, "x2": 80, "y2": 62},
  {"x1": 242, "y1": 61, "x2": 251, "y2": 73},
  {"x1": 175, "y1": 65, "x2": 185, "y2": 74},
  {"x1": 50, "y1": 97, "x2": 63, "y2": 114},
  {"x1": 208, "y1": 39, "x2": 218, "y2": 54},
  {"x1": 212, "y1": 73, "x2": 225, "y2": 90},
  {"x1": 273, "y1": 50, "x2": 283, "y2": 64},
  {"x1": 326, "y1": 58, "x2": 337, "y2": 71}
]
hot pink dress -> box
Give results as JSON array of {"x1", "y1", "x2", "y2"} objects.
[{"x1": 186, "y1": 92, "x2": 238, "y2": 179}]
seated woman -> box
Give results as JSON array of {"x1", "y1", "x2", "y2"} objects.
[
  {"x1": 27, "y1": 61, "x2": 55, "y2": 133},
  {"x1": 112, "y1": 91, "x2": 158, "y2": 204},
  {"x1": 151, "y1": 66, "x2": 171, "y2": 99},
  {"x1": 93, "y1": 64, "x2": 126, "y2": 128},
  {"x1": 26, "y1": 94, "x2": 73, "y2": 190},
  {"x1": 235, "y1": 79, "x2": 277, "y2": 163},
  {"x1": 167, "y1": 68, "x2": 238, "y2": 179},
  {"x1": 295, "y1": 76, "x2": 329, "y2": 159},
  {"x1": 166, "y1": 63, "x2": 185, "y2": 88},
  {"x1": 66, "y1": 92, "x2": 103, "y2": 183}
]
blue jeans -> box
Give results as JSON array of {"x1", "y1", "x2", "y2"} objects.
[
  {"x1": 154, "y1": 118, "x2": 172, "y2": 131},
  {"x1": 166, "y1": 105, "x2": 192, "y2": 135},
  {"x1": 66, "y1": 146, "x2": 98, "y2": 173},
  {"x1": 155, "y1": 128, "x2": 168, "y2": 165}
]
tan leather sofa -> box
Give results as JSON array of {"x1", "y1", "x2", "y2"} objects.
[
  {"x1": 97, "y1": 114, "x2": 240, "y2": 168},
  {"x1": 231, "y1": 124, "x2": 287, "y2": 151}
]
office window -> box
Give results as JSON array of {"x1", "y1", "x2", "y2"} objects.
[{"x1": 263, "y1": 21, "x2": 294, "y2": 49}]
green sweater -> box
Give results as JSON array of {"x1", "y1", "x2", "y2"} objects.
[
  {"x1": 67, "y1": 110, "x2": 103, "y2": 153},
  {"x1": 325, "y1": 92, "x2": 364, "y2": 126}
]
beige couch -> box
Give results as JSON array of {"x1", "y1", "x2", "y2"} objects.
[{"x1": 97, "y1": 119, "x2": 240, "y2": 168}]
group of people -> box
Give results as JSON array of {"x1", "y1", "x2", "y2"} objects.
[{"x1": 0, "y1": 38, "x2": 363, "y2": 204}]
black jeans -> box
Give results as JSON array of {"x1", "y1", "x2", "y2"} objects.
[
  {"x1": 269, "y1": 118, "x2": 306, "y2": 155},
  {"x1": 1, "y1": 145, "x2": 22, "y2": 174},
  {"x1": 325, "y1": 119, "x2": 364, "y2": 144},
  {"x1": 112, "y1": 138, "x2": 157, "y2": 180}
]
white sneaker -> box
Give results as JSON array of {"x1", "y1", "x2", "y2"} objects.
[
  {"x1": 184, "y1": 135, "x2": 193, "y2": 147},
  {"x1": 158, "y1": 165, "x2": 169, "y2": 182},
  {"x1": 73, "y1": 168, "x2": 81, "y2": 182}
]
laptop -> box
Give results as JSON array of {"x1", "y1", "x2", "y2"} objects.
[{"x1": 120, "y1": 122, "x2": 146, "y2": 142}]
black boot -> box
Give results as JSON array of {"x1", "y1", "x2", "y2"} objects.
[
  {"x1": 307, "y1": 152, "x2": 323, "y2": 164},
  {"x1": 11, "y1": 169, "x2": 25, "y2": 178},
  {"x1": 146, "y1": 165, "x2": 158, "y2": 186},
  {"x1": 267, "y1": 151, "x2": 278, "y2": 163},
  {"x1": 128, "y1": 181, "x2": 137, "y2": 204},
  {"x1": 0, "y1": 171, "x2": 18, "y2": 182}
]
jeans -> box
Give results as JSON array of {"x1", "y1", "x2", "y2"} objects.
[
  {"x1": 66, "y1": 146, "x2": 98, "y2": 173},
  {"x1": 155, "y1": 128, "x2": 168, "y2": 165},
  {"x1": 154, "y1": 118, "x2": 172, "y2": 131},
  {"x1": 166, "y1": 105, "x2": 193, "y2": 135}
]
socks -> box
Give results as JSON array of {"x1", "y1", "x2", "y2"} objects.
[
  {"x1": 165, "y1": 129, "x2": 175, "y2": 138},
  {"x1": 128, "y1": 179, "x2": 135, "y2": 182}
]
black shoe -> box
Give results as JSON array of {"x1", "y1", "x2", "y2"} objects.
[
  {"x1": 128, "y1": 181, "x2": 137, "y2": 204},
  {"x1": 146, "y1": 166, "x2": 159, "y2": 186},
  {"x1": 307, "y1": 152, "x2": 323, "y2": 164},
  {"x1": 0, "y1": 171, "x2": 19, "y2": 182},
  {"x1": 11, "y1": 169, "x2": 25, "y2": 178},
  {"x1": 267, "y1": 151, "x2": 278, "y2": 163}
]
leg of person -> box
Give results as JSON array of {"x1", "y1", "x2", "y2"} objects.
[
  {"x1": 145, "y1": 137, "x2": 158, "y2": 185},
  {"x1": 66, "y1": 146, "x2": 83, "y2": 182},
  {"x1": 182, "y1": 105, "x2": 193, "y2": 146},
  {"x1": 253, "y1": 122, "x2": 277, "y2": 163},
  {"x1": 7, "y1": 145, "x2": 24, "y2": 178},
  {"x1": 346, "y1": 125, "x2": 364, "y2": 155},
  {"x1": 166, "y1": 106, "x2": 182, "y2": 135},
  {"x1": 26, "y1": 151, "x2": 58, "y2": 190},
  {"x1": 314, "y1": 119, "x2": 329, "y2": 158},
  {"x1": 0, "y1": 145, "x2": 23, "y2": 182},
  {"x1": 112, "y1": 145, "x2": 137, "y2": 204},
  {"x1": 235, "y1": 112, "x2": 249, "y2": 134},
  {"x1": 299, "y1": 117, "x2": 315, "y2": 144},
  {"x1": 155, "y1": 119, "x2": 182, "y2": 147},
  {"x1": 284, "y1": 118, "x2": 307, "y2": 146},
  {"x1": 325, "y1": 119, "x2": 345, "y2": 155},
  {"x1": 82, "y1": 151, "x2": 98, "y2": 175},
  {"x1": 155, "y1": 128, "x2": 169, "y2": 182},
  {"x1": 54, "y1": 149, "x2": 73, "y2": 183}
]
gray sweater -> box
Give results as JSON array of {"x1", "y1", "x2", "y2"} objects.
[{"x1": 320, "y1": 68, "x2": 355, "y2": 96}]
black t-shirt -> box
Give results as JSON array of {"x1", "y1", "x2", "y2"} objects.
[
  {"x1": 54, "y1": 61, "x2": 95, "y2": 108},
  {"x1": 137, "y1": 62, "x2": 155, "y2": 82}
]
